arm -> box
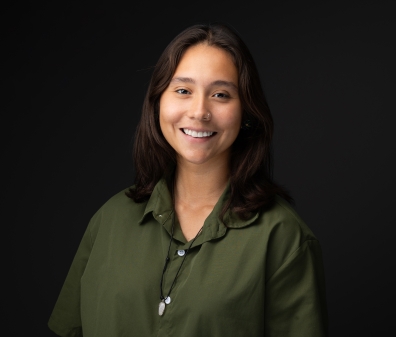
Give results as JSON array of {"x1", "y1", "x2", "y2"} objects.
[
  {"x1": 264, "y1": 239, "x2": 329, "y2": 337},
  {"x1": 48, "y1": 224, "x2": 93, "y2": 337}
]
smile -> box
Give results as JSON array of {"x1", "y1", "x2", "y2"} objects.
[{"x1": 182, "y1": 128, "x2": 216, "y2": 138}]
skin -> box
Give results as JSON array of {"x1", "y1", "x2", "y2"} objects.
[{"x1": 159, "y1": 43, "x2": 242, "y2": 240}]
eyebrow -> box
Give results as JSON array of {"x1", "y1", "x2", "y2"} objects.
[{"x1": 170, "y1": 77, "x2": 238, "y2": 91}]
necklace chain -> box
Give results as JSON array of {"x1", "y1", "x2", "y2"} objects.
[{"x1": 159, "y1": 210, "x2": 203, "y2": 308}]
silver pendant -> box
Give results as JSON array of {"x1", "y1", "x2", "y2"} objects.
[{"x1": 159, "y1": 301, "x2": 166, "y2": 316}]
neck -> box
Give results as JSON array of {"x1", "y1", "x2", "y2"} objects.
[{"x1": 174, "y1": 158, "x2": 230, "y2": 208}]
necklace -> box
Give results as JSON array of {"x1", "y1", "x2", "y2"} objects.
[{"x1": 159, "y1": 210, "x2": 203, "y2": 316}]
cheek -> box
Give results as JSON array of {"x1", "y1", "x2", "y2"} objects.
[
  {"x1": 159, "y1": 98, "x2": 183, "y2": 127},
  {"x1": 159, "y1": 100, "x2": 184, "y2": 148},
  {"x1": 221, "y1": 108, "x2": 242, "y2": 134},
  {"x1": 229, "y1": 121, "x2": 242, "y2": 141}
]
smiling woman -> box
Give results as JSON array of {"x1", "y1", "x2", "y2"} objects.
[
  {"x1": 48, "y1": 23, "x2": 329, "y2": 337},
  {"x1": 160, "y1": 44, "x2": 241, "y2": 167}
]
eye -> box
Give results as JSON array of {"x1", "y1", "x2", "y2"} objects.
[
  {"x1": 213, "y1": 92, "x2": 229, "y2": 99},
  {"x1": 176, "y1": 89, "x2": 190, "y2": 95}
]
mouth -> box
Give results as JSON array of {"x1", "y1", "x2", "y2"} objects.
[{"x1": 181, "y1": 128, "x2": 217, "y2": 138}]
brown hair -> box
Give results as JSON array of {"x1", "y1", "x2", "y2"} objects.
[{"x1": 127, "y1": 22, "x2": 292, "y2": 218}]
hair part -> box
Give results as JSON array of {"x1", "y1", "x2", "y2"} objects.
[{"x1": 127, "y1": 22, "x2": 292, "y2": 219}]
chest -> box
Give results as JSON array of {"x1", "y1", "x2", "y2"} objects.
[{"x1": 80, "y1": 219, "x2": 269, "y2": 336}]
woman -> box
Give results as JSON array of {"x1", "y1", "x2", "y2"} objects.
[{"x1": 49, "y1": 23, "x2": 328, "y2": 336}]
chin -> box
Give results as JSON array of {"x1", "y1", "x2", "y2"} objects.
[
  {"x1": 175, "y1": 153, "x2": 210, "y2": 165},
  {"x1": 184, "y1": 157, "x2": 211, "y2": 165}
]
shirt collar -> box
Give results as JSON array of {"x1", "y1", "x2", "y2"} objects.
[
  {"x1": 137, "y1": 178, "x2": 172, "y2": 225},
  {"x1": 137, "y1": 178, "x2": 259, "y2": 233}
]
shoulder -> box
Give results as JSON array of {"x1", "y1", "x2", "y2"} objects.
[
  {"x1": 255, "y1": 195, "x2": 320, "y2": 280},
  {"x1": 87, "y1": 187, "x2": 147, "y2": 240},
  {"x1": 100, "y1": 187, "x2": 144, "y2": 212},
  {"x1": 258, "y1": 195, "x2": 317, "y2": 244}
]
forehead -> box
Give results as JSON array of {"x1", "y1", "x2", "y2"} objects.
[{"x1": 173, "y1": 44, "x2": 238, "y2": 82}]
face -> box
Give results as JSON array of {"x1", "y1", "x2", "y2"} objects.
[{"x1": 159, "y1": 43, "x2": 242, "y2": 167}]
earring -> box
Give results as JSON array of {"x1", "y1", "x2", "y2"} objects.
[{"x1": 241, "y1": 119, "x2": 252, "y2": 130}]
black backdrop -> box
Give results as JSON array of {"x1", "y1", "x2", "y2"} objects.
[{"x1": 4, "y1": 1, "x2": 395, "y2": 336}]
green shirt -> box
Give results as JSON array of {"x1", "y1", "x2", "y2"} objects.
[{"x1": 48, "y1": 179, "x2": 328, "y2": 336}]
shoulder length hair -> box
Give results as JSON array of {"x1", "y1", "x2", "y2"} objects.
[{"x1": 127, "y1": 22, "x2": 292, "y2": 219}]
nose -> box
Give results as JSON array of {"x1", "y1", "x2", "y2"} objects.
[{"x1": 187, "y1": 95, "x2": 211, "y2": 122}]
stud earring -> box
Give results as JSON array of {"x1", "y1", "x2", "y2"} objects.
[{"x1": 241, "y1": 119, "x2": 252, "y2": 130}]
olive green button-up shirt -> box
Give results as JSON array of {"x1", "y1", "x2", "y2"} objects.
[{"x1": 48, "y1": 179, "x2": 328, "y2": 336}]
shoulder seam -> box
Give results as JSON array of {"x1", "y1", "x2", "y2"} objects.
[
  {"x1": 274, "y1": 198, "x2": 306, "y2": 232},
  {"x1": 266, "y1": 238, "x2": 319, "y2": 284}
]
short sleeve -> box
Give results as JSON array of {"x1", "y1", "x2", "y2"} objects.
[
  {"x1": 264, "y1": 239, "x2": 329, "y2": 337},
  {"x1": 48, "y1": 223, "x2": 93, "y2": 337}
]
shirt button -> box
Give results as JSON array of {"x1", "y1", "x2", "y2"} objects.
[{"x1": 177, "y1": 250, "x2": 185, "y2": 256}]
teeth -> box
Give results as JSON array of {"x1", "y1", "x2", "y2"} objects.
[{"x1": 183, "y1": 129, "x2": 214, "y2": 138}]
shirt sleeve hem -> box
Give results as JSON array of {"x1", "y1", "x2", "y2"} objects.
[{"x1": 48, "y1": 316, "x2": 83, "y2": 337}]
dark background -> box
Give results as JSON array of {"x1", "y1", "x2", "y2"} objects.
[{"x1": 4, "y1": 0, "x2": 395, "y2": 336}]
